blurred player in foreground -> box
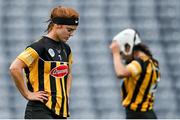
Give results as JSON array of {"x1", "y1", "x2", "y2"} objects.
[
  {"x1": 109, "y1": 28, "x2": 160, "y2": 119},
  {"x1": 9, "y1": 5, "x2": 79, "y2": 119}
]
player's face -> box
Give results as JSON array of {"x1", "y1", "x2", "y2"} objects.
[
  {"x1": 56, "y1": 25, "x2": 77, "y2": 42},
  {"x1": 120, "y1": 43, "x2": 133, "y2": 62}
]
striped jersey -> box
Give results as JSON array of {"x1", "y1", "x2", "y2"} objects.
[
  {"x1": 121, "y1": 55, "x2": 160, "y2": 112},
  {"x1": 17, "y1": 36, "x2": 72, "y2": 117}
]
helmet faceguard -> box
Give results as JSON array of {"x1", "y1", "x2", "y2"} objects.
[{"x1": 113, "y1": 28, "x2": 141, "y2": 55}]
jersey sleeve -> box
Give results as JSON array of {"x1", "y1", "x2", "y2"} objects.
[
  {"x1": 64, "y1": 43, "x2": 73, "y2": 66},
  {"x1": 126, "y1": 60, "x2": 142, "y2": 77},
  {"x1": 17, "y1": 47, "x2": 39, "y2": 67},
  {"x1": 68, "y1": 49, "x2": 73, "y2": 72}
]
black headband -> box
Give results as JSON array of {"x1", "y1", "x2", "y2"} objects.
[{"x1": 52, "y1": 17, "x2": 79, "y2": 25}]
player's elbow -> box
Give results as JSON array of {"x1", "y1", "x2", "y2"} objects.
[
  {"x1": 116, "y1": 73, "x2": 125, "y2": 79},
  {"x1": 9, "y1": 58, "x2": 26, "y2": 76},
  {"x1": 115, "y1": 71, "x2": 131, "y2": 79},
  {"x1": 9, "y1": 63, "x2": 20, "y2": 76},
  {"x1": 9, "y1": 64, "x2": 17, "y2": 75}
]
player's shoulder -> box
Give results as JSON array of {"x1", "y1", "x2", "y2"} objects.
[
  {"x1": 133, "y1": 57, "x2": 144, "y2": 65},
  {"x1": 63, "y1": 42, "x2": 71, "y2": 55},
  {"x1": 133, "y1": 56, "x2": 149, "y2": 71},
  {"x1": 63, "y1": 42, "x2": 71, "y2": 49},
  {"x1": 29, "y1": 37, "x2": 44, "y2": 46},
  {"x1": 26, "y1": 37, "x2": 45, "y2": 55},
  {"x1": 134, "y1": 55, "x2": 149, "y2": 63}
]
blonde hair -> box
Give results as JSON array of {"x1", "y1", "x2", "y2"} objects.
[{"x1": 46, "y1": 6, "x2": 79, "y2": 33}]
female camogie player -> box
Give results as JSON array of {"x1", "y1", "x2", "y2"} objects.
[
  {"x1": 10, "y1": 6, "x2": 79, "y2": 119},
  {"x1": 110, "y1": 28, "x2": 160, "y2": 119}
]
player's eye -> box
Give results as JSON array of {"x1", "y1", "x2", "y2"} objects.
[{"x1": 67, "y1": 29, "x2": 73, "y2": 32}]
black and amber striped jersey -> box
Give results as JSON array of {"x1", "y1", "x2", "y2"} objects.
[
  {"x1": 17, "y1": 36, "x2": 73, "y2": 117},
  {"x1": 121, "y1": 55, "x2": 160, "y2": 112}
]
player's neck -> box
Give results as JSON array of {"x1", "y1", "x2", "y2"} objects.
[
  {"x1": 135, "y1": 51, "x2": 149, "y2": 59},
  {"x1": 45, "y1": 31, "x2": 59, "y2": 42}
]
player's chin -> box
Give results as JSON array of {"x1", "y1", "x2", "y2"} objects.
[
  {"x1": 62, "y1": 38, "x2": 68, "y2": 42},
  {"x1": 122, "y1": 55, "x2": 133, "y2": 62}
]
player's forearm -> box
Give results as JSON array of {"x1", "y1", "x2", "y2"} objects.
[
  {"x1": 9, "y1": 67, "x2": 29, "y2": 99},
  {"x1": 112, "y1": 53, "x2": 130, "y2": 79},
  {"x1": 66, "y1": 73, "x2": 72, "y2": 98}
]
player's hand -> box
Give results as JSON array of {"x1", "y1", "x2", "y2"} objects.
[
  {"x1": 109, "y1": 41, "x2": 120, "y2": 54},
  {"x1": 26, "y1": 91, "x2": 49, "y2": 103}
]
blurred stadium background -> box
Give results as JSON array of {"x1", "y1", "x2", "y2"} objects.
[{"x1": 0, "y1": 0, "x2": 180, "y2": 119}]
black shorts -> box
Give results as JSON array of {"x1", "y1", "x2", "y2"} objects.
[
  {"x1": 24, "y1": 101, "x2": 66, "y2": 119},
  {"x1": 125, "y1": 108, "x2": 157, "y2": 119}
]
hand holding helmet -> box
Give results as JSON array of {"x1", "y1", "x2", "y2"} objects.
[
  {"x1": 112, "y1": 28, "x2": 141, "y2": 56},
  {"x1": 109, "y1": 41, "x2": 120, "y2": 54}
]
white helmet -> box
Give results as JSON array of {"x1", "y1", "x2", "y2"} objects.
[{"x1": 113, "y1": 28, "x2": 141, "y2": 55}]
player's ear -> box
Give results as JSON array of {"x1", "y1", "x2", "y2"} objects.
[{"x1": 55, "y1": 24, "x2": 63, "y2": 29}]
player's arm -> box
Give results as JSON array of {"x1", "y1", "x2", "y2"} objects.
[
  {"x1": 9, "y1": 48, "x2": 48, "y2": 102},
  {"x1": 9, "y1": 58, "x2": 30, "y2": 99},
  {"x1": 67, "y1": 53, "x2": 73, "y2": 98},
  {"x1": 110, "y1": 41, "x2": 131, "y2": 79},
  {"x1": 67, "y1": 69, "x2": 72, "y2": 98}
]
